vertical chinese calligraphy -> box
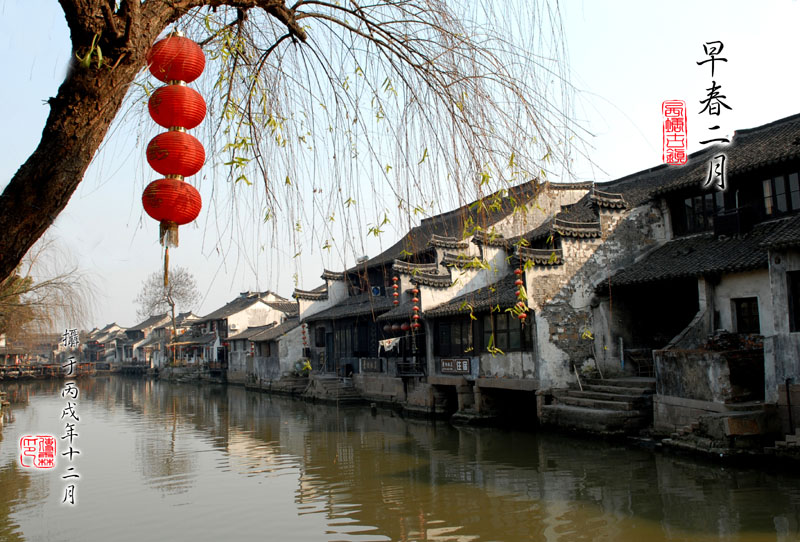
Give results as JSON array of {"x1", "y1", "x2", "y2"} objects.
[
  {"x1": 697, "y1": 40, "x2": 732, "y2": 190},
  {"x1": 662, "y1": 100, "x2": 687, "y2": 165},
  {"x1": 60, "y1": 328, "x2": 81, "y2": 505}
]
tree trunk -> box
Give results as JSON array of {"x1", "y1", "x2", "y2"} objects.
[
  {"x1": 0, "y1": 0, "x2": 185, "y2": 281},
  {"x1": 0, "y1": 0, "x2": 301, "y2": 282}
]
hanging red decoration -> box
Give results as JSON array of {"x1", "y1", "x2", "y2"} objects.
[
  {"x1": 393, "y1": 300, "x2": 399, "y2": 306},
  {"x1": 143, "y1": 32, "x2": 206, "y2": 287},
  {"x1": 514, "y1": 268, "x2": 522, "y2": 275},
  {"x1": 412, "y1": 306, "x2": 419, "y2": 312},
  {"x1": 412, "y1": 323, "x2": 421, "y2": 330},
  {"x1": 142, "y1": 178, "x2": 202, "y2": 246},
  {"x1": 391, "y1": 324, "x2": 401, "y2": 332},
  {"x1": 412, "y1": 314, "x2": 420, "y2": 320},
  {"x1": 518, "y1": 313, "x2": 527, "y2": 321},
  {"x1": 515, "y1": 278, "x2": 524, "y2": 286},
  {"x1": 411, "y1": 288, "x2": 419, "y2": 295},
  {"x1": 401, "y1": 323, "x2": 410, "y2": 332},
  {"x1": 146, "y1": 131, "x2": 205, "y2": 177},
  {"x1": 392, "y1": 292, "x2": 399, "y2": 298},
  {"x1": 147, "y1": 35, "x2": 206, "y2": 83},
  {"x1": 149, "y1": 85, "x2": 206, "y2": 129}
]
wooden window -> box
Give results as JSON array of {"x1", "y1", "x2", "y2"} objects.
[
  {"x1": 681, "y1": 192, "x2": 723, "y2": 234},
  {"x1": 733, "y1": 297, "x2": 760, "y2": 334},
  {"x1": 764, "y1": 172, "x2": 800, "y2": 217},
  {"x1": 482, "y1": 312, "x2": 532, "y2": 352},
  {"x1": 435, "y1": 318, "x2": 474, "y2": 357}
]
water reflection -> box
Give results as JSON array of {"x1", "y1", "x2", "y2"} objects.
[{"x1": 0, "y1": 377, "x2": 798, "y2": 541}]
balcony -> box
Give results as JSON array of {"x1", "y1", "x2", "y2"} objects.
[{"x1": 714, "y1": 206, "x2": 755, "y2": 237}]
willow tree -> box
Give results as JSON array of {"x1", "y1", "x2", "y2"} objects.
[
  {"x1": 0, "y1": 236, "x2": 94, "y2": 342},
  {"x1": 0, "y1": 0, "x2": 578, "y2": 282}
]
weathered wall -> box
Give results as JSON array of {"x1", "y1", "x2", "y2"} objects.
[
  {"x1": 765, "y1": 248, "x2": 800, "y2": 402},
  {"x1": 529, "y1": 204, "x2": 666, "y2": 387},
  {"x1": 654, "y1": 350, "x2": 733, "y2": 402},
  {"x1": 353, "y1": 373, "x2": 406, "y2": 404},
  {"x1": 228, "y1": 351, "x2": 250, "y2": 384},
  {"x1": 714, "y1": 269, "x2": 774, "y2": 335},
  {"x1": 478, "y1": 351, "x2": 536, "y2": 379},
  {"x1": 491, "y1": 183, "x2": 591, "y2": 239},
  {"x1": 279, "y1": 325, "x2": 305, "y2": 375},
  {"x1": 252, "y1": 355, "x2": 281, "y2": 381}
]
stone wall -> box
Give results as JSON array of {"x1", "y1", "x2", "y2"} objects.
[
  {"x1": 654, "y1": 350, "x2": 733, "y2": 402},
  {"x1": 353, "y1": 373, "x2": 406, "y2": 404}
]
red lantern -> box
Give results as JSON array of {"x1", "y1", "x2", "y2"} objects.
[
  {"x1": 518, "y1": 313, "x2": 527, "y2": 321},
  {"x1": 146, "y1": 131, "x2": 205, "y2": 177},
  {"x1": 412, "y1": 288, "x2": 419, "y2": 294},
  {"x1": 401, "y1": 323, "x2": 410, "y2": 332},
  {"x1": 147, "y1": 36, "x2": 206, "y2": 83},
  {"x1": 515, "y1": 279, "x2": 523, "y2": 286},
  {"x1": 412, "y1": 314, "x2": 420, "y2": 320},
  {"x1": 392, "y1": 324, "x2": 401, "y2": 332},
  {"x1": 142, "y1": 179, "x2": 202, "y2": 246},
  {"x1": 412, "y1": 306, "x2": 419, "y2": 312},
  {"x1": 393, "y1": 292, "x2": 399, "y2": 298},
  {"x1": 515, "y1": 290, "x2": 520, "y2": 297},
  {"x1": 514, "y1": 268, "x2": 522, "y2": 275},
  {"x1": 412, "y1": 297, "x2": 419, "y2": 303},
  {"x1": 412, "y1": 323, "x2": 421, "y2": 330},
  {"x1": 149, "y1": 85, "x2": 206, "y2": 129},
  {"x1": 392, "y1": 276, "x2": 399, "y2": 282},
  {"x1": 393, "y1": 300, "x2": 399, "y2": 306}
]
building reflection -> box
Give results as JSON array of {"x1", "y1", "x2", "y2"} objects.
[{"x1": 5, "y1": 377, "x2": 795, "y2": 542}]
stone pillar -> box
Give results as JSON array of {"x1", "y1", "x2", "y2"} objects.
[
  {"x1": 473, "y1": 384, "x2": 484, "y2": 413},
  {"x1": 456, "y1": 383, "x2": 474, "y2": 411}
]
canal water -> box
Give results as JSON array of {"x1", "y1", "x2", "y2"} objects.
[{"x1": 0, "y1": 378, "x2": 799, "y2": 542}]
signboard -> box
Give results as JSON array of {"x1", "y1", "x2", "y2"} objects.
[
  {"x1": 441, "y1": 358, "x2": 470, "y2": 374},
  {"x1": 361, "y1": 357, "x2": 382, "y2": 372}
]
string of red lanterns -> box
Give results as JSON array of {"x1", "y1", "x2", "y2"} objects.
[
  {"x1": 142, "y1": 32, "x2": 206, "y2": 286},
  {"x1": 391, "y1": 276, "x2": 400, "y2": 305},
  {"x1": 411, "y1": 288, "x2": 421, "y2": 330}
]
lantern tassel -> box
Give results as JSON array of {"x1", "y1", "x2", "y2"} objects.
[
  {"x1": 164, "y1": 246, "x2": 170, "y2": 287},
  {"x1": 159, "y1": 221, "x2": 179, "y2": 247}
]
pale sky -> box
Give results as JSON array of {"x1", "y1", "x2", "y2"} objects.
[{"x1": 1, "y1": 1, "x2": 799, "y2": 330}]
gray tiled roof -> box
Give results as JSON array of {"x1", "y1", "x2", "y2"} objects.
[
  {"x1": 762, "y1": 214, "x2": 800, "y2": 249},
  {"x1": 376, "y1": 300, "x2": 417, "y2": 322},
  {"x1": 129, "y1": 313, "x2": 170, "y2": 332},
  {"x1": 196, "y1": 294, "x2": 267, "y2": 323},
  {"x1": 608, "y1": 219, "x2": 788, "y2": 286},
  {"x1": 250, "y1": 318, "x2": 300, "y2": 342},
  {"x1": 265, "y1": 301, "x2": 299, "y2": 317},
  {"x1": 304, "y1": 292, "x2": 395, "y2": 321},
  {"x1": 227, "y1": 324, "x2": 275, "y2": 341},
  {"x1": 424, "y1": 274, "x2": 521, "y2": 318},
  {"x1": 350, "y1": 179, "x2": 544, "y2": 270},
  {"x1": 172, "y1": 332, "x2": 216, "y2": 346}
]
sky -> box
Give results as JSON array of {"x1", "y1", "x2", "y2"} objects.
[{"x1": 2, "y1": 1, "x2": 800, "y2": 330}]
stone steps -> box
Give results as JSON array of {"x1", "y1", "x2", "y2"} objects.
[
  {"x1": 582, "y1": 377, "x2": 656, "y2": 390},
  {"x1": 557, "y1": 388, "x2": 650, "y2": 403},
  {"x1": 539, "y1": 404, "x2": 651, "y2": 436},
  {"x1": 577, "y1": 383, "x2": 655, "y2": 396},
  {"x1": 552, "y1": 393, "x2": 644, "y2": 411},
  {"x1": 541, "y1": 377, "x2": 655, "y2": 436}
]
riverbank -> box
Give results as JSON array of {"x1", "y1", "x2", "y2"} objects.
[{"x1": 147, "y1": 369, "x2": 799, "y2": 466}]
